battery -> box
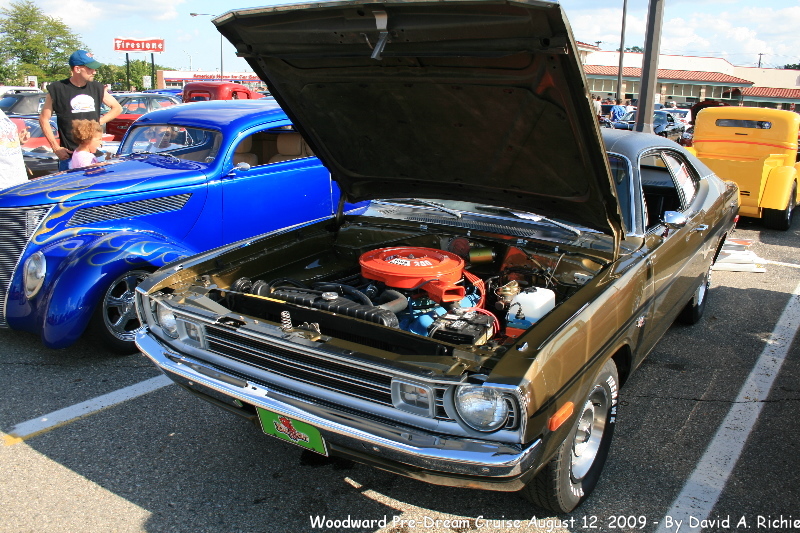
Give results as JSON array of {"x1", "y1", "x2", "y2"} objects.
[{"x1": 429, "y1": 311, "x2": 493, "y2": 345}]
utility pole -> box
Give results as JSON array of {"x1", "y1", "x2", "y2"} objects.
[
  {"x1": 758, "y1": 53, "x2": 764, "y2": 68},
  {"x1": 616, "y1": 0, "x2": 628, "y2": 102},
  {"x1": 634, "y1": 0, "x2": 665, "y2": 134}
]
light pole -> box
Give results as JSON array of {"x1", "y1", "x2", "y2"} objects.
[
  {"x1": 183, "y1": 50, "x2": 192, "y2": 71},
  {"x1": 190, "y1": 12, "x2": 223, "y2": 80},
  {"x1": 616, "y1": 0, "x2": 628, "y2": 102}
]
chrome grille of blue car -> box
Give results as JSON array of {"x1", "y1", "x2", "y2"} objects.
[
  {"x1": 66, "y1": 193, "x2": 191, "y2": 227},
  {"x1": 0, "y1": 207, "x2": 51, "y2": 327}
]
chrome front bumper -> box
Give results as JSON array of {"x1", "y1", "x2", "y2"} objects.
[{"x1": 136, "y1": 331, "x2": 542, "y2": 491}]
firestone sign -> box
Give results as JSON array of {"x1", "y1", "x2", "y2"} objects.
[{"x1": 114, "y1": 38, "x2": 165, "y2": 53}]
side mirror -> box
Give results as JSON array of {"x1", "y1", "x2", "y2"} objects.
[
  {"x1": 663, "y1": 211, "x2": 687, "y2": 229},
  {"x1": 234, "y1": 162, "x2": 251, "y2": 172}
]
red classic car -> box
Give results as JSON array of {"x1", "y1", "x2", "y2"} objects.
[
  {"x1": 105, "y1": 93, "x2": 181, "y2": 141},
  {"x1": 182, "y1": 81, "x2": 264, "y2": 102}
]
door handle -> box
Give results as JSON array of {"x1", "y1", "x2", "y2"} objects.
[{"x1": 693, "y1": 224, "x2": 709, "y2": 233}]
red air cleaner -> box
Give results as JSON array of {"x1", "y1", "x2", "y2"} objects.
[{"x1": 359, "y1": 247, "x2": 465, "y2": 303}]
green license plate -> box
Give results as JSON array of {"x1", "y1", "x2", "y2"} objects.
[{"x1": 256, "y1": 407, "x2": 328, "y2": 456}]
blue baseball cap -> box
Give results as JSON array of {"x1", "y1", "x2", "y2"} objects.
[{"x1": 69, "y1": 50, "x2": 102, "y2": 69}]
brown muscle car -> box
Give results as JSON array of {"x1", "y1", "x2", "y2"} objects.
[{"x1": 134, "y1": 0, "x2": 739, "y2": 513}]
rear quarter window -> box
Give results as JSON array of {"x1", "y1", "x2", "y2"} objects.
[{"x1": 715, "y1": 119, "x2": 772, "y2": 129}]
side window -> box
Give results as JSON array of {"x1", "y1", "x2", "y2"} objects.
[
  {"x1": 661, "y1": 152, "x2": 697, "y2": 205},
  {"x1": 154, "y1": 97, "x2": 175, "y2": 109},
  {"x1": 608, "y1": 154, "x2": 632, "y2": 233},
  {"x1": 640, "y1": 152, "x2": 684, "y2": 230},
  {"x1": 231, "y1": 130, "x2": 314, "y2": 168}
]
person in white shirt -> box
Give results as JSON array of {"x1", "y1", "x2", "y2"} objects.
[{"x1": 0, "y1": 109, "x2": 29, "y2": 189}]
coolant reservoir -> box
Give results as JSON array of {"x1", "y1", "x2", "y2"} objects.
[{"x1": 506, "y1": 287, "x2": 556, "y2": 328}]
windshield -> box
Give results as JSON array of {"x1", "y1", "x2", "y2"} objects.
[
  {"x1": 118, "y1": 124, "x2": 222, "y2": 162},
  {"x1": 386, "y1": 199, "x2": 593, "y2": 235}
]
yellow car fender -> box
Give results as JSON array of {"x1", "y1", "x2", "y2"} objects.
[
  {"x1": 684, "y1": 147, "x2": 698, "y2": 157},
  {"x1": 761, "y1": 165, "x2": 797, "y2": 210}
]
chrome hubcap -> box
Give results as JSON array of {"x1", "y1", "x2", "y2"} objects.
[
  {"x1": 571, "y1": 385, "x2": 609, "y2": 481},
  {"x1": 102, "y1": 270, "x2": 148, "y2": 341}
]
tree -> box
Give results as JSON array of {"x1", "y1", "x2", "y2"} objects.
[
  {"x1": 784, "y1": 63, "x2": 800, "y2": 70},
  {"x1": 0, "y1": 0, "x2": 84, "y2": 84},
  {"x1": 96, "y1": 59, "x2": 175, "y2": 90},
  {"x1": 616, "y1": 45, "x2": 644, "y2": 53}
]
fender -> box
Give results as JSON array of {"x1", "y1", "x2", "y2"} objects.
[
  {"x1": 761, "y1": 166, "x2": 797, "y2": 210},
  {"x1": 38, "y1": 231, "x2": 197, "y2": 349}
]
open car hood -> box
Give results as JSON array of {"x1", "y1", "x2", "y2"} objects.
[{"x1": 215, "y1": 0, "x2": 622, "y2": 239}]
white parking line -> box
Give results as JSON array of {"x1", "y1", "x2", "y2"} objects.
[
  {"x1": 656, "y1": 281, "x2": 800, "y2": 533},
  {"x1": 3, "y1": 374, "x2": 173, "y2": 445}
]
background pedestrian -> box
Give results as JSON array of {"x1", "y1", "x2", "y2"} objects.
[
  {"x1": 0, "y1": 109, "x2": 29, "y2": 189},
  {"x1": 39, "y1": 50, "x2": 122, "y2": 171}
]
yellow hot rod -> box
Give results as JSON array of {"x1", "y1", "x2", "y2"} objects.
[{"x1": 688, "y1": 106, "x2": 800, "y2": 230}]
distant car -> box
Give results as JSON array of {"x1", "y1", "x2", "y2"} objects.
[
  {"x1": 105, "y1": 93, "x2": 181, "y2": 141},
  {"x1": 182, "y1": 81, "x2": 264, "y2": 102},
  {"x1": 136, "y1": 0, "x2": 740, "y2": 516},
  {"x1": 141, "y1": 88, "x2": 183, "y2": 101},
  {"x1": 688, "y1": 106, "x2": 800, "y2": 229},
  {"x1": 612, "y1": 109, "x2": 684, "y2": 141},
  {"x1": 9, "y1": 116, "x2": 58, "y2": 151},
  {"x1": 1, "y1": 86, "x2": 42, "y2": 95},
  {"x1": 667, "y1": 108, "x2": 691, "y2": 127},
  {"x1": 0, "y1": 99, "x2": 365, "y2": 354},
  {"x1": 0, "y1": 91, "x2": 47, "y2": 115},
  {"x1": 679, "y1": 125, "x2": 694, "y2": 147},
  {"x1": 11, "y1": 115, "x2": 115, "y2": 178}
]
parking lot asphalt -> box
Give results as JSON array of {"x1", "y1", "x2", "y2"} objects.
[{"x1": 1, "y1": 217, "x2": 798, "y2": 533}]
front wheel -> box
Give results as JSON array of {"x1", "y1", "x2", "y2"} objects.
[
  {"x1": 520, "y1": 359, "x2": 618, "y2": 513},
  {"x1": 762, "y1": 182, "x2": 796, "y2": 230},
  {"x1": 89, "y1": 269, "x2": 150, "y2": 355}
]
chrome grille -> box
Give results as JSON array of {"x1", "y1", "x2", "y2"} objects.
[
  {"x1": 202, "y1": 326, "x2": 519, "y2": 429},
  {"x1": 205, "y1": 326, "x2": 394, "y2": 405},
  {"x1": 434, "y1": 386, "x2": 453, "y2": 421},
  {"x1": 0, "y1": 207, "x2": 50, "y2": 327},
  {"x1": 66, "y1": 193, "x2": 191, "y2": 227}
]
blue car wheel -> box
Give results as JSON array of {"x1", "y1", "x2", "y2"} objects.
[{"x1": 90, "y1": 269, "x2": 151, "y2": 354}]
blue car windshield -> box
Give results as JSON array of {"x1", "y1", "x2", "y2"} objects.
[{"x1": 118, "y1": 124, "x2": 222, "y2": 163}]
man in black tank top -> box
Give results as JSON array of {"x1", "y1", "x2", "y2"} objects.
[{"x1": 39, "y1": 50, "x2": 123, "y2": 170}]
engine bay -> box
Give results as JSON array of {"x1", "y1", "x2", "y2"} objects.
[{"x1": 195, "y1": 225, "x2": 605, "y2": 354}]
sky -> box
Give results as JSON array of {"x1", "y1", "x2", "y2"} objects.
[{"x1": 3, "y1": 0, "x2": 798, "y2": 76}]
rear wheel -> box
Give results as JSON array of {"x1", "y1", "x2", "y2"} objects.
[
  {"x1": 520, "y1": 359, "x2": 618, "y2": 513},
  {"x1": 762, "y1": 182, "x2": 796, "y2": 230},
  {"x1": 89, "y1": 269, "x2": 150, "y2": 355},
  {"x1": 677, "y1": 263, "x2": 712, "y2": 325}
]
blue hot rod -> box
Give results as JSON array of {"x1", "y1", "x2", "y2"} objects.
[{"x1": 0, "y1": 99, "x2": 360, "y2": 353}]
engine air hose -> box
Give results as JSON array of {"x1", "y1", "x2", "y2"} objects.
[
  {"x1": 313, "y1": 283, "x2": 374, "y2": 306},
  {"x1": 376, "y1": 290, "x2": 409, "y2": 313}
]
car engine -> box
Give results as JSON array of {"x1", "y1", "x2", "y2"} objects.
[{"x1": 224, "y1": 239, "x2": 598, "y2": 349}]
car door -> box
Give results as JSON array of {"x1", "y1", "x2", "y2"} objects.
[
  {"x1": 220, "y1": 130, "x2": 335, "y2": 244},
  {"x1": 638, "y1": 149, "x2": 708, "y2": 348}
]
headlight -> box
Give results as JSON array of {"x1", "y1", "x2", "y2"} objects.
[
  {"x1": 155, "y1": 301, "x2": 178, "y2": 338},
  {"x1": 23, "y1": 252, "x2": 46, "y2": 298},
  {"x1": 454, "y1": 385, "x2": 508, "y2": 432}
]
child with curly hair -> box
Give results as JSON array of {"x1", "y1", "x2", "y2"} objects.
[{"x1": 70, "y1": 119, "x2": 104, "y2": 169}]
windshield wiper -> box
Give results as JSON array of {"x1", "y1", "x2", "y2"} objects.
[
  {"x1": 508, "y1": 211, "x2": 582, "y2": 236},
  {"x1": 396, "y1": 199, "x2": 462, "y2": 219},
  {"x1": 476, "y1": 206, "x2": 582, "y2": 236}
]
